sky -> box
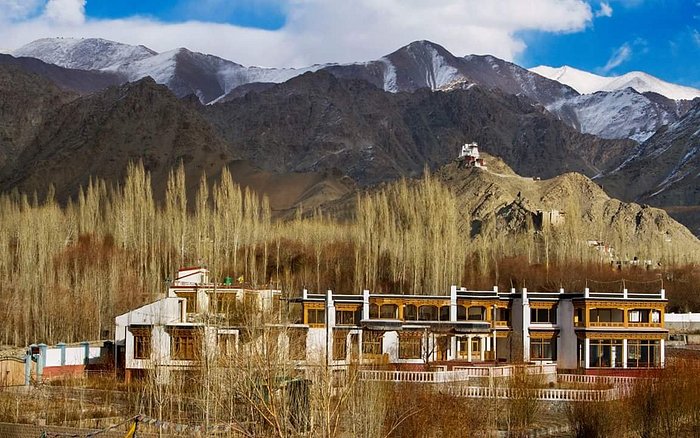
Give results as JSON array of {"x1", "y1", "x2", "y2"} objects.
[{"x1": 0, "y1": 0, "x2": 698, "y2": 87}]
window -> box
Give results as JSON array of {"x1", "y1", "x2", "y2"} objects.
[
  {"x1": 307, "y1": 308, "x2": 325, "y2": 325},
  {"x1": 627, "y1": 339, "x2": 660, "y2": 368},
  {"x1": 468, "y1": 306, "x2": 485, "y2": 321},
  {"x1": 399, "y1": 332, "x2": 422, "y2": 359},
  {"x1": 362, "y1": 331, "x2": 383, "y2": 355},
  {"x1": 218, "y1": 333, "x2": 237, "y2": 357},
  {"x1": 333, "y1": 329, "x2": 349, "y2": 360},
  {"x1": 531, "y1": 307, "x2": 557, "y2": 324},
  {"x1": 170, "y1": 328, "x2": 199, "y2": 360},
  {"x1": 588, "y1": 339, "x2": 623, "y2": 368},
  {"x1": 495, "y1": 307, "x2": 511, "y2": 324},
  {"x1": 418, "y1": 305, "x2": 438, "y2": 321},
  {"x1": 530, "y1": 337, "x2": 556, "y2": 360},
  {"x1": 456, "y1": 305, "x2": 467, "y2": 321},
  {"x1": 651, "y1": 310, "x2": 661, "y2": 324},
  {"x1": 176, "y1": 292, "x2": 197, "y2": 313},
  {"x1": 404, "y1": 304, "x2": 417, "y2": 321},
  {"x1": 589, "y1": 308, "x2": 623, "y2": 324},
  {"x1": 210, "y1": 294, "x2": 237, "y2": 314},
  {"x1": 574, "y1": 308, "x2": 585, "y2": 325},
  {"x1": 130, "y1": 326, "x2": 151, "y2": 360},
  {"x1": 628, "y1": 309, "x2": 649, "y2": 323},
  {"x1": 288, "y1": 328, "x2": 307, "y2": 360},
  {"x1": 380, "y1": 304, "x2": 398, "y2": 319},
  {"x1": 336, "y1": 308, "x2": 360, "y2": 325},
  {"x1": 439, "y1": 306, "x2": 451, "y2": 321},
  {"x1": 369, "y1": 303, "x2": 379, "y2": 319}
]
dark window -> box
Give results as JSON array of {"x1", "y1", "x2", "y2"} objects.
[
  {"x1": 170, "y1": 328, "x2": 199, "y2": 360},
  {"x1": 456, "y1": 305, "x2": 467, "y2": 321},
  {"x1": 176, "y1": 292, "x2": 197, "y2": 313},
  {"x1": 468, "y1": 306, "x2": 485, "y2": 321},
  {"x1": 380, "y1": 304, "x2": 398, "y2": 319},
  {"x1": 495, "y1": 307, "x2": 511, "y2": 324},
  {"x1": 418, "y1": 305, "x2": 438, "y2": 321},
  {"x1": 627, "y1": 340, "x2": 660, "y2": 367},
  {"x1": 307, "y1": 308, "x2": 325, "y2": 325},
  {"x1": 439, "y1": 306, "x2": 451, "y2": 321},
  {"x1": 130, "y1": 326, "x2": 151, "y2": 360},
  {"x1": 531, "y1": 307, "x2": 557, "y2": 324},
  {"x1": 404, "y1": 304, "x2": 417, "y2": 321},
  {"x1": 369, "y1": 303, "x2": 379, "y2": 319},
  {"x1": 530, "y1": 338, "x2": 556, "y2": 360},
  {"x1": 589, "y1": 308, "x2": 623, "y2": 324},
  {"x1": 333, "y1": 329, "x2": 349, "y2": 360},
  {"x1": 336, "y1": 309, "x2": 360, "y2": 325}
]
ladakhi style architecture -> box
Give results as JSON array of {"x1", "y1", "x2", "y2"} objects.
[{"x1": 115, "y1": 267, "x2": 667, "y2": 381}]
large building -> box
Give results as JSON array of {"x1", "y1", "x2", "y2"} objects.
[{"x1": 115, "y1": 267, "x2": 667, "y2": 380}]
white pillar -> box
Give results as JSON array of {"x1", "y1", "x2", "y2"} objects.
[
  {"x1": 660, "y1": 338, "x2": 665, "y2": 367},
  {"x1": 480, "y1": 336, "x2": 486, "y2": 362},
  {"x1": 450, "y1": 336, "x2": 457, "y2": 361},
  {"x1": 611, "y1": 344, "x2": 616, "y2": 368},
  {"x1": 584, "y1": 338, "x2": 590, "y2": 369},
  {"x1": 492, "y1": 330, "x2": 497, "y2": 362},
  {"x1": 622, "y1": 339, "x2": 628, "y2": 368},
  {"x1": 467, "y1": 335, "x2": 473, "y2": 362},
  {"x1": 450, "y1": 285, "x2": 458, "y2": 322},
  {"x1": 362, "y1": 289, "x2": 370, "y2": 320}
]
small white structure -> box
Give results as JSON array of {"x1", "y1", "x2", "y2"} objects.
[{"x1": 458, "y1": 142, "x2": 486, "y2": 168}]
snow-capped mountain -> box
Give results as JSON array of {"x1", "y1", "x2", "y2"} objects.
[
  {"x1": 13, "y1": 37, "x2": 156, "y2": 71},
  {"x1": 530, "y1": 65, "x2": 700, "y2": 101}
]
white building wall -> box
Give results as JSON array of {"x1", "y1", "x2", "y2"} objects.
[{"x1": 557, "y1": 300, "x2": 577, "y2": 369}]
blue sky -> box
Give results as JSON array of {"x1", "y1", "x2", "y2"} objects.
[
  {"x1": 1, "y1": 0, "x2": 699, "y2": 87},
  {"x1": 519, "y1": 0, "x2": 700, "y2": 87}
]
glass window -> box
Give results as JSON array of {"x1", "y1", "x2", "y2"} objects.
[
  {"x1": 404, "y1": 304, "x2": 417, "y2": 321},
  {"x1": 530, "y1": 337, "x2": 556, "y2": 360},
  {"x1": 496, "y1": 307, "x2": 511, "y2": 324},
  {"x1": 651, "y1": 310, "x2": 661, "y2": 324},
  {"x1": 336, "y1": 309, "x2": 360, "y2": 325},
  {"x1": 439, "y1": 306, "x2": 451, "y2": 321},
  {"x1": 380, "y1": 304, "x2": 398, "y2": 319},
  {"x1": 588, "y1": 339, "x2": 623, "y2": 367},
  {"x1": 531, "y1": 307, "x2": 557, "y2": 324},
  {"x1": 468, "y1": 306, "x2": 485, "y2": 321},
  {"x1": 369, "y1": 303, "x2": 379, "y2": 319},
  {"x1": 418, "y1": 305, "x2": 438, "y2": 321},
  {"x1": 217, "y1": 333, "x2": 237, "y2": 357},
  {"x1": 627, "y1": 339, "x2": 660, "y2": 367},
  {"x1": 456, "y1": 305, "x2": 467, "y2": 321},
  {"x1": 590, "y1": 308, "x2": 623, "y2": 324},
  {"x1": 170, "y1": 328, "x2": 199, "y2": 360},
  {"x1": 307, "y1": 308, "x2": 325, "y2": 325}
]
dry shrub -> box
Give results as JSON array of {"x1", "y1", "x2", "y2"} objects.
[{"x1": 566, "y1": 400, "x2": 620, "y2": 438}]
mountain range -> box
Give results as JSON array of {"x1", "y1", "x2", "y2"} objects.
[{"x1": 1, "y1": 37, "x2": 699, "y2": 237}]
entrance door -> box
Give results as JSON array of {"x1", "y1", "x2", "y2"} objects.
[{"x1": 471, "y1": 337, "x2": 481, "y2": 362}]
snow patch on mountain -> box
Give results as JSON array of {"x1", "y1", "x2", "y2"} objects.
[
  {"x1": 379, "y1": 58, "x2": 398, "y2": 92},
  {"x1": 14, "y1": 38, "x2": 156, "y2": 71},
  {"x1": 530, "y1": 65, "x2": 700, "y2": 101}
]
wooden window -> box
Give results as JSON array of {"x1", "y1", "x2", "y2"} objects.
[
  {"x1": 651, "y1": 310, "x2": 661, "y2": 324},
  {"x1": 211, "y1": 294, "x2": 237, "y2": 314},
  {"x1": 362, "y1": 331, "x2": 383, "y2": 355},
  {"x1": 380, "y1": 304, "x2": 398, "y2": 319},
  {"x1": 130, "y1": 326, "x2": 151, "y2": 360},
  {"x1": 170, "y1": 328, "x2": 199, "y2": 360},
  {"x1": 418, "y1": 305, "x2": 438, "y2": 321},
  {"x1": 399, "y1": 332, "x2": 422, "y2": 359},
  {"x1": 531, "y1": 307, "x2": 557, "y2": 324},
  {"x1": 369, "y1": 303, "x2": 379, "y2": 319},
  {"x1": 336, "y1": 308, "x2": 360, "y2": 325},
  {"x1": 404, "y1": 304, "x2": 417, "y2": 321},
  {"x1": 333, "y1": 329, "x2": 349, "y2": 360},
  {"x1": 530, "y1": 337, "x2": 556, "y2": 360},
  {"x1": 468, "y1": 306, "x2": 485, "y2": 321},
  {"x1": 628, "y1": 309, "x2": 649, "y2": 323},
  {"x1": 574, "y1": 308, "x2": 585, "y2": 325},
  {"x1": 495, "y1": 307, "x2": 511, "y2": 324},
  {"x1": 307, "y1": 308, "x2": 325, "y2": 325},
  {"x1": 289, "y1": 328, "x2": 307, "y2": 360}
]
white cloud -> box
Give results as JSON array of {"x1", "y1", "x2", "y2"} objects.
[
  {"x1": 600, "y1": 42, "x2": 632, "y2": 74},
  {"x1": 0, "y1": 0, "x2": 43, "y2": 21},
  {"x1": 595, "y1": 2, "x2": 613, "y2": 17},
  {"x1": 1, "y1": 0, "x2": 596, "y2": 67},
  {"x1": 43, "y1": 0, "x2": 85, "y2": 25}
]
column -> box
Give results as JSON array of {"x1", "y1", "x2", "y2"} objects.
[
  {"x1": 450, "y1": 336, "x2": 457, "y2": 361},
  {"x1": 450, "y1": 285, "x2": 458, "y2": 321},
  {"x1": 24, "y1": 352, "x2": 31, "y2": 386},
  {"x1": 492, "y1": 330, "x2": 497, "y2": 362},
  {"x1": 467, "y1": 335, "x2": 473, "y2": 362},
  {"x1": 57, "y1": 342, "x2": 66, "y2": 366},
  {"x1": 611, "y1": 344, "x2": 616, "y2": 368},
  {"x1": 37, "y1": 344, "x2": 47, "y2": 382},
  {"x1": 622, "y1": 339, "x2": 628, "y2": 369},
  {"x1": 362, "y1": 289, "x2": 370, "y2": 320},
  {"x1": 584, "y1": 338, "x2": 590, "y2": 369},
  {"x1": 660, "y1": 338, "x2": 665, "y2": 367},
  {"x1": 480, "y1": 336, "x2": 486, "y2": 361}
]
